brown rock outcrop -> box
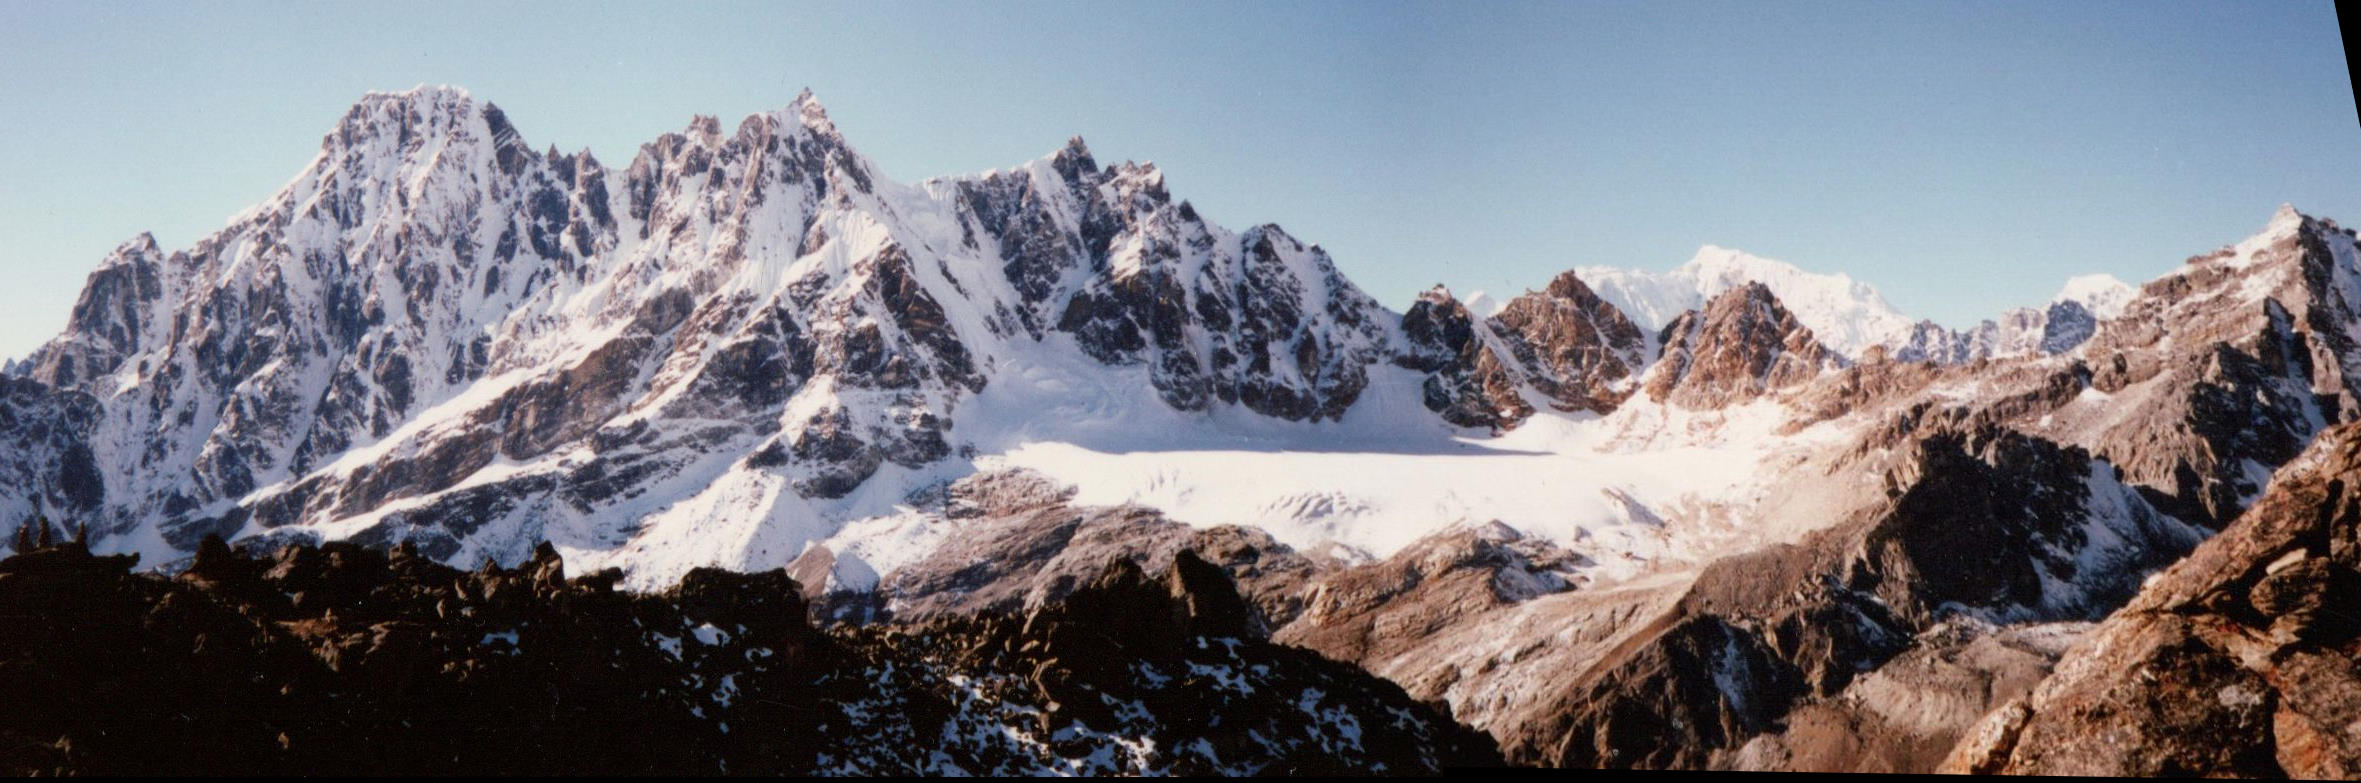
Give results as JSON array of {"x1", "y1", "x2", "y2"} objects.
[
  {"x1": 1943, "y1": 422, "x2": 2361, "y2": 777},
  {"x1": 1647, "y1": 282, "x2": 1838, "y2": 408}
]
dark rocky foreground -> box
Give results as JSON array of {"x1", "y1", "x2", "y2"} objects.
[{"x1": 0, "y1": 535, "x2": 1498, "y2": 775}]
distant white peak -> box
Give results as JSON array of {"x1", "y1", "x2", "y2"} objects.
[
  {"x1": 1460, "y1": 290, "x2": 1505, "y2": 317},
  {"x1": 1686, "y1": 244, "x2": 1814, "y2": 282},
  {"x1": 2051, "y1": 273, "x2": 2135, "y2": 319},
  {"x1": 1577, "y1": 245, "x2": 1916, "y2": 359},
  {"x1": 1685, "y1": 245, "x2": 1894, "y2": 308}
]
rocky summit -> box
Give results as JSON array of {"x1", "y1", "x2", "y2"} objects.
[{"x1": 5, "y1": 87, "x2": 2361, "y2": 773}]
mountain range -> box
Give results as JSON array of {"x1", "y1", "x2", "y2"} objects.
[{"x1": 4, "y1": 86, "x2": 2358, "y2": 774}]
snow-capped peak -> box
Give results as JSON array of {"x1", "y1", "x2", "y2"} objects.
[
  {"x1": 1576, "y1": 245, "x2": 1916, "y2": 359},
  {"x1": 366, "y1": 83, "x2": 476, "y2": 104},
  {"x1": 2268, "y1": 201, "x2": 2307, "y2": 234},
  {"x1": 93, "y1": 233, "x2": 162, "y2": 269},
  {"x1": 2051, "y1": 273, "x2": 2135, "y2": 320},
  {"x1": 1459, "y1": 289, "x2": 1505, "y2": 317},
  {"x1": 333, "y1": 84, "x2": 482, "y2": 133}
]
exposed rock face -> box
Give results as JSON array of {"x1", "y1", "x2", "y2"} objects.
[
  {"x1": 2067, "y1": 207, "x2": 2361, "y2": 526},
  {"x1": 1035, "y1": 141, "x2": 1394, "y2": 422},
  {"x1": 1889, "y1": 300, "x2": 2103, "y2": 364},
  {"x1": 1396, "y1": 287, "x2": 1534, "y2": 430},
  {"x1": 1247, "y1": 408, "x2": 2201, "y2": 771},
  {"x1": 1478, "y1": 424, "x2": 2195, "y2": 768},
  {"x1": 1943, "y1": 422, "x2": 2361, "y2": 777},
  {"x1": 862, "y1": 470, "x2": 1328, "y2": 629},
  {"x1": 1859, "y1": 426, "x2": 2203, "y2": 624},
  {"x1": 25, "y1": 234, "x2": 179, "y2": 391},
  {"x1": 0, "y1": 378, "x2": 101, "y2": 523},
  {"x1": 1646, "y1": 282, "x2": 1838, "y2": 407},
  {"x1": 2037, "y1": 299, "x2": 2101, "y2": 355},
  {"x1": 1274, "y1": 521, "x2": 1587, "y2": 664},
  {"x1": 1490, "y1": 272, "x2": 1651, "y2": 414},
  {"x1": 1396, "y1": 272, "x2": 1647, "y2": 429},
  {"x1": 1727, "y1": 621, "x2": 2087, "y2": 774},
  {"x1": 0, "y1": 536, "x2": 1497, "y2": 775},
  {"x1": 1015, "y1": 552, "x2": 1264, "y2": 674},
  {"x1": 1886, "y1": 319, "x2": 1974, "y2": 365}
]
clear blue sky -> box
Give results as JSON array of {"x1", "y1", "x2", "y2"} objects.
[{"x1": 2, "y1": 0, "x2": 2354, "y2": 359}]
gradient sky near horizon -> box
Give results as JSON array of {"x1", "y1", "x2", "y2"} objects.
[{"x1": 1, "y1": 0, "x2": 2354, "y2": 359}]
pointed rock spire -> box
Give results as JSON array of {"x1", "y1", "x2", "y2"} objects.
[
  {"x1": 1645, "y1": 281, "x2": 1836, "y2": 407},
  {"x1": 1049, "y1": 134, "x2": 1098, "y2": 182},
  {"x1": 93, "y1": 232, "x2": 163, "y2": 270},
  {"x1": 790, "y1": 87, "x2": 836, "y2": 135},
  {"x1": 1486, "y1": 269, "x2": 1650, "y2": 416}
]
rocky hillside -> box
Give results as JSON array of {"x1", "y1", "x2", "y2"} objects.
[
  {"x1": 0, "y1": 533, "x2": 1497, "y2": 775},
  {"x1": 1941, "y1": 421, "x2": 2361, "y2": 777}
]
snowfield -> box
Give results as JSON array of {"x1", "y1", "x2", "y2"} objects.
[
  {"x1": 551, "y1": 313, "x2": 1856, "y2": 591},
  {"x1": 578, "y1": 344, "x2": 1857, "y2": 591},
  {"x1": 983, "y1": 375, "x2": 1817, "y2": 579}
]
